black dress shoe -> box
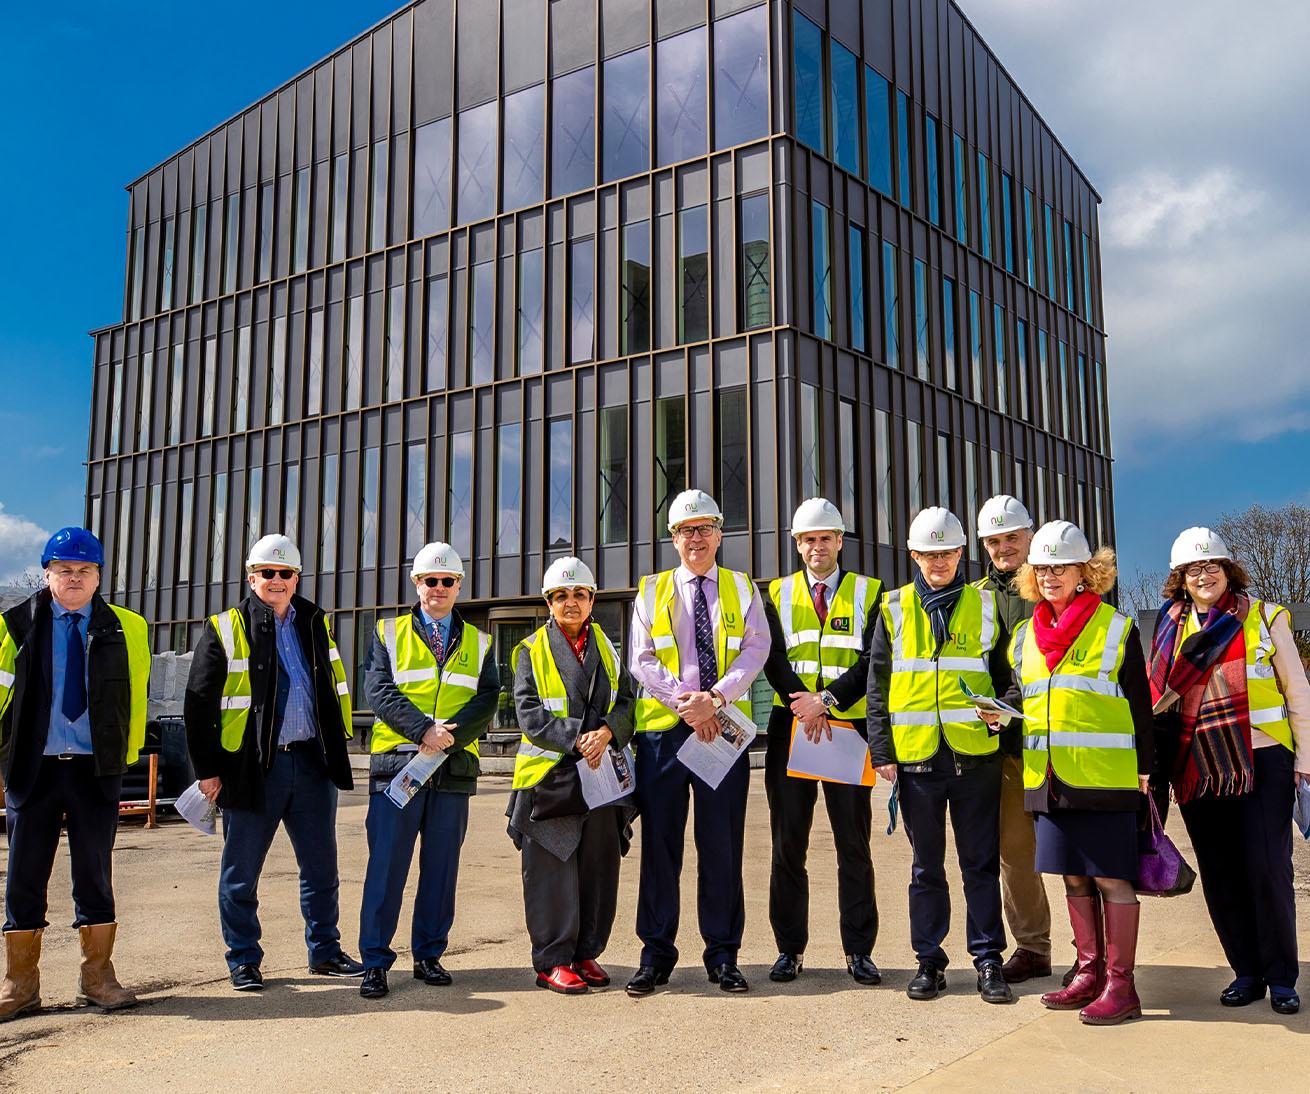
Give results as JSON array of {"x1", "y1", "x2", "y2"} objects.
[
  {"x1": 230, "y1": 964, "x2": 264, "y2": 991},
  {"x1": 413, "y1": 958, "x2": 453, "y2": 986},
  {"x1": 1270, "y1": 987, "x2": 1300, "y2": 1015},
  {"x1": 1219, "y1": 978, "x2": 1266, "y2": 1007},
  {"x1": 360, "y1": 967, "x2": 389, "y2": 999},
  {"x1": 907, "y1": 961, "x2": 946, "y2": 1000},
  {"x1": 708, "y1": 963, "x2": 749, "y2": 993},
  {"x1": 308, "y1": 952, "x2": 365, "y2": 977},
  {"x1": 977, "y1": 960, "x2": 1014, "y2": 1004},
  {"x1": 769, "y1": 953, "x2": 803, "y2": 982},
  {"x1": 847, "y1": 954, "x2": 882, "y2": 986},
  {"x1": 625, "y1": 965, "x2": 670, "y2": 997}
]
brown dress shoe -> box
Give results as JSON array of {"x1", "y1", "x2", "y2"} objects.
[{"x1": 1001, "y1": 947, "x2": 1053, "y2": 983}]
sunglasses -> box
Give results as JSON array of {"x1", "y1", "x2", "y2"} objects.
[
  {"x1": 256, "y1": 568, "x2": 297, "y2": 580},
  {"x1": 420, "y1": 576, "x2": 459, "y2": 588}
]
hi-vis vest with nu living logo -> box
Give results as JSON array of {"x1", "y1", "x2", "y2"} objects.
[
  {"x1": 210, "y1": 608, "x2": 352, "y2": 753},
  {"x1": 371, "y1": 613, "x2": 492, "y2": 756},
  {"x1": 634, "y1": 567, "x2": 755, "y2": 732},
  {"x1": 768, "y1": 571, "x2": 881, "y2": 719},
  {"x1": 1011, "y1": 602, "x2": 1137, "y2": 791},
  {"x1": 881, "y1": 583, "x2": 1000, "y2": 761},
  {"x1": 509, "y1": 623, "x2": 621, "y2": 789}
]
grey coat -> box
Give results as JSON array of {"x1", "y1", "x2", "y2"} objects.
[{"x1": 506, "y1": 621, "x2": 636, "y2": 861}]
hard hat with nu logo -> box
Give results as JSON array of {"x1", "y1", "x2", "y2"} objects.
[
  {"x1": 667, "y1": 489, "x2": 723, "y2": 532},
  {"x1": 1169, "y1": 527, "x2": 1230, "y2": 569},
  {"x1": 1027, "y1": 521, "x2": 1092, "y2": 565},
  {"x1": 542, "y1": 556, "x2": 597, "y2": 596},
  {"x1": 906, "y1": 507, "x2": 967, "y2": 551},
  {"x1": 412, "y1": 541, "x2": 464, "y2": 578},
  {"x1": 246, "y1": 533, "x2": 303, "y2": 572},
  {"x1": 977, "y1": 494, "x2": 1033, "y2": 536}
]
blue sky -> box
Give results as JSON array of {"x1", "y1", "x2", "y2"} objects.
[{"x1": 1, "y1": 0, "x2": 1306, "y2": 585}]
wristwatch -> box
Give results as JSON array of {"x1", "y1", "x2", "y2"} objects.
[
  {"x1": 820, "y1": 690, "x2": 838, "y2": 711},
  {"x1": 709, "y1": 690, "x2": 724, "y2": 710}
]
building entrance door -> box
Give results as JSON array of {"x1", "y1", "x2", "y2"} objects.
[{"x1": 489, "y1": 609, "x2": 547, "y2": 732}]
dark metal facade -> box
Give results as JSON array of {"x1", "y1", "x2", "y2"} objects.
[{"x1": 85, "y1": 0, "x2": 1114, "y2": 717}]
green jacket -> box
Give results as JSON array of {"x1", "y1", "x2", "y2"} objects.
[{"x1": 974, "y1": 565, "x2": 1033, "y2": 756}]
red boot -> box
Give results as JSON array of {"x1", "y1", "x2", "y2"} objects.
[
  {"x1": 536, "y1": 966, "x2": 588, "y2": 994},
  {"x1": 1041, "y1": 894, "x2": 1104, "y2": 1010},
  {"x1": 1080, "y1": 901, "x2": 1142, "y2": 1025},
  {"x1": 571, "y1": 960, "x2": 610, "y2": 987}
]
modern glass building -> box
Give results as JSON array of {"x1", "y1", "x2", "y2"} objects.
[{"x1": 86, "y1": 0, "x2": 1113, "y2": 726}]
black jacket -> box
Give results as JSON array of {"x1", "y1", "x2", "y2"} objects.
[
  {"x1": 1, "y1": 589, "x2": 145, "y2": 804},
  {"x1": 184, "y1": 593, "x2": 353, "y2": 811},
  {"x1": 363, "y1": 605, "x2": 500, "y2": 795}
]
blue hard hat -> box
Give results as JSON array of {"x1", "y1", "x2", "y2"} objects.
[{"x1": 41, "y1": 527, "x2": 105, "y2": 568}]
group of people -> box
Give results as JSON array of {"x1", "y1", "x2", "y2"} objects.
[{"x1": 0, "y1": 487, "x2": 1305, "y2": 1027}]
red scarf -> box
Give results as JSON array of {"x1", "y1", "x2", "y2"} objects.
[
  {"x1": 1031, "y1": 590, "x2": 1102, "y2": 670},
  {"x1": 565, "y1": 622, "x2": 590, "y2": 664}
]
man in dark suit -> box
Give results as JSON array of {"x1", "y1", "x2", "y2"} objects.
[{"x1": 0, "y1": 528, "x2": 149, "y2": 1020}]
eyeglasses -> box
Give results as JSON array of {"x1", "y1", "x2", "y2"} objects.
[
  {"x1": 916, "y1": 550, "x2": 958, "y2": 561},
  {"x1": 1184, "y1": 562, "x2": 1223, "y2": 578},
  {"x1": 675, "y1": 524, "x2": 720, "y2": 541},
  {"x1": 420, "y1": 576, "x2": 459, "y2": 588},
  {"x1": 256, "y1": 568, "x2": 297, "y2": 580},
  {"x1": 1032, "y1": 564, "x2": 1069, "y2": 577}
]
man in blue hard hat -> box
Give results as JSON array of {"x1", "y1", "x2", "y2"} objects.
[{"x1": 0, "y1": 528, "x2": 151, "y2": 1021}]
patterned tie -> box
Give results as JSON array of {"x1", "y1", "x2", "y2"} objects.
[
  {"x1": 62, "y1": 614, "x2": 87, "y2": 722},
  {"x1": 428, "y1": 619, "x2": 445, "y2": 666},
  {"x1": 693, "y1": 576, "x2": 719, "y2": 693},
  {"x1": 812, "y1": 582, "x2": 829, "y2": 627}
]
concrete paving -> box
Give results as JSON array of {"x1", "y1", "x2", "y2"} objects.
[{"x1": 0, "y1": 774, "x2": 1305, "y2": 1092}]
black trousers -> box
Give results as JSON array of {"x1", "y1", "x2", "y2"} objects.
[
  {"x1": 3, "y1": 756, "x2": 121, "y2": 931},
  {"x1": 764, "y1": 725, "x2": 877, "y2": 956},
  {"x1": 521, "y1": 806, "x2": 622, "y2": 972},
  {"x1": 1178, "y1": 745, "x2": 1299, "y2": 988},
  {"x1": 898, "y1": 756, "x2": 1006, "y2": 969}
]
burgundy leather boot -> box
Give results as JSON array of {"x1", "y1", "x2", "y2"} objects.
[
  {"x1": 1041, "y1": 894, "x2": 1104, "y2": 1010},
  {"x1": 1080, "y1": 901, "x2": 1142, "y2": 1025}
]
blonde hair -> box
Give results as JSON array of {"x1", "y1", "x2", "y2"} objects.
[{"x1": 1015, "y1": 546, "x2": 1118, "y2": 603}]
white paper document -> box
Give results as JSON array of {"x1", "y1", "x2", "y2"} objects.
[
  {"x1": 175, "y1": 781, "x2": 219, "y2": 835},
  {"x1": 676, "y1": 703, "x2": 757, "y2": 789},
  {"x1": 577, "y1": 746, "x2": 636, "y2": 809},
  {"x1": 787, "y1": 723, "x2": 873, "y2": 785},
  {"x1": 958, "y1": 677, "x2": 1025, "y2": 720},
  {"x1": 385, "y1": 749, "x2": 450, "y2": 808}
]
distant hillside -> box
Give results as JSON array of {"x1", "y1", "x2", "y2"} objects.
[{"x1": 0, "y1": 586, "x2": 35, "y2": 611}]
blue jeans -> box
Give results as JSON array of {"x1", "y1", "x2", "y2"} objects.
[
  {"x1": 358, "y1": 787, "x2": 470, "y2": 970},
  {"x1": 219, "y1": 746, "x2": 343, "y2": 970}
]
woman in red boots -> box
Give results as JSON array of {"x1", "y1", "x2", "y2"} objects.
[{"x1": 982, "y1": 520, "x2": 1155, "y2": 1025}]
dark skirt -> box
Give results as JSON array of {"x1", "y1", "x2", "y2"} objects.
[{"x1": 1034, "y1": 808, "x2": 1139, "y2": 881}]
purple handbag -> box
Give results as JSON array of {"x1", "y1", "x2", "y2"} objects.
[{"x1": 1136, "y1": 794, "x2": 1197, "y2": 897}]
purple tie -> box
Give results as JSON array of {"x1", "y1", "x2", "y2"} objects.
[
  {"x1": 693, "y1": 576, "x2": 719, "y2": 692},
  {"x1": 813, "y1": 582, "x2": 829, "y2": 627},
  {"x1": 428, "y1": 621, "x2": 445, "y2": 666}
]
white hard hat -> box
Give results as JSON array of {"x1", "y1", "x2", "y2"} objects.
[
  {"x1": 977, "y1": 494, "x2": 1033, "y2": 536},
  {"x1": 542, "y1": 556, "x2": 597, "y2": 596},
  {"x1": 1170, "y1": 527, "x2": 1231, "y2": 569},
  {"x1": 667, "y1": 488, "x2": 723, "y2": 532},
  {"x1": 907, "y1": 507, "x2": 967, "y2": 551},
  {"x1": 246, "y1": 533, "x2": 302, "y2": 572},
  {"x1": 1027, "y1": 521, "x2": 1092, "y2": 565},
  {"x1": 790, "y1": 497, "x2": 845, "y2": 536},
  {"x1": 412, "y1": 541, "x2": 464, "y2": 578}
]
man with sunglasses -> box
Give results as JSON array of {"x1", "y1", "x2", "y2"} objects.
[
  {"x1": 185, "y1": 534, "x2": 362, "y2": 991},
  {"x1": 626, "y1": 489, "x2": 770, "y2": 997},
  {"x1": 357, "y1": 542, "x2": 499, "y2": 999}
]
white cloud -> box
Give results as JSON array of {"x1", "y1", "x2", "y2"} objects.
[
  {"x1": 0, "y1": 502, "x2": 50, "y2": 585},
  {"x1": 1103, "y1": 168, "x2": 1261, "y2": 250}
]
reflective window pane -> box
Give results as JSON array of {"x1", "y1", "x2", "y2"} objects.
[
  {"x1": 161, "y1": 218, "x2": 175, "y2": 308},
  {"x1": 1024, "y1": 188, "x2": 1037, "y2": 288},
  {"x1": 942, "y1": 277, "x2": 957, "y2": 389},
  {"x1": 244, "y1": 468, "x2": 262, "y2": 557},
  {"x1": 319, "y1": 455, "x2": 338, "y2": 572},
  {"x1": 502, "y1": 85, "x2": 545, "y2": 212},
  {"x1": 369, "y1": 139, "x2": 389, "y2": 249},
  {"x1": 234, "y1": 325, "x2": 251, "y2": 431},
  {"x1": 223, "y1": 193, "x2": 239, "y2": 293},
  {"x1": 210, "y1": 475, "x2": 227, "y2": 584},
  {"x1": 897, "y1": 91, "x2": 912, "y2": 207},
  {"x1": 913, "y1": 259, "x2": 929, "y2": 381},
  {"x1": 622, "y1": 221, "x2": 651, "y2": 354},
  {"x1": 284, "y1": 463, "x2": 299, "y2": 545},
  {"x1": 952, "y1": 134, "x2": 968, "y2": 245},
  {"x1": 190, "y1": 204, "x2": 207, "y2": 303},
  {"x1": 470, "y1": 259, "x2": 495, "y2": 385},
  {"x1": 1063, "y1": 219, "x2": 1076, "y2": 310},
  {"x1": 426, "y1": 275, "x2": 449, "y2": 389},
  {"x1": 360, "y1": 446, "x2": 379, "y2": 568},
  {"x1": 881, "y1": 242, "x2": 898, "y2": 369},
  {"x1": 269, "y1": 317, "x2": 286, "y2": 425},
  {"x1": 497, "y1": 422, "x2": 522, "y2": 554},
  {"x1": 849, "y1": 225, "x2": 865, "y2": 353},
  {"x1": 1082, "y1": 232, "x2": 1093, "y2": 318},
  {"x1": 458, "y1": 101, "x2": 498, "y2": 224},
  {"x1": 600, "y1": 406, "x2": 629, "y2": 545},
  {"x1": 518, "y1": 248, "x2": 545, "y2": 375},
  {"x1": 657, "y1": 27, "x2": 706, "y2": 166},
  {"x1": 799, "y1": 381, "x2": 821, "y2": 497},
  {"x1": 386, "y1": 284, "x2": 405, "y2": 401},
  {"x1": 654, "y1": 396, "x2": 686, "y2": 530},
  {"x1": 345, "y1": 293, "x2": 364, "y2": 409},
  {"x1": 1044, "y1": 203, "x2": 1056, "y2": 296},
  {"x1": 548, "y1": 417, "x2": 572, "y2": 547},
  {"x1": 792, "y1": 11, "x2": 824, "y2": 152},
  {"x1": 109, "y1": 362, "x2": 123, "y2": 454},
  {"x1": 137, "y1": 351, "x2": 153, "y2": 449},
  {"x1": 130, "y1": 227, "x2": 144, "y2": 320},
  {"x1": 865, "y1": 67, "x2": 893, "y2": 196},
  {"x1": 993, "y1": 303, "x2": 1008, "y2": 413},
  {"x1": 413, "y1": 118, "x2": 452, "y2": 236},
  {"x1": 170, "y1": 345, "x2": 184, "y2": 442},
  {"x1": 839, "y1": 400, "x2": 857, "y2": 534},
  {"x1": 177, "y1": 480, "x2": 193, "y2": 582},
  {"x1": 976, "y1": 152, "x2": 991, "y2": 259},
  {"x1": 448, "y1": 431, "x2": 473, "y2": 558},
  {"x1": 202, "y1": 336, "x2": 216, "y2": 436},
  {"x1": 830, "y1": 40, "x2": 859, "y2": 174},
  {"x1": 718, "y1": 387, "x2": 748, "y2": 530},
  {"x1": 714, "y1": 5, "x2": 769, "y2": 149},
  {"x1": 925, "y1": 115, "x2": 941, "y2": 225},
  {"x1": 258, "y1": 183, "x2": 273, "y2": 282},
  {"x1": 875, "y1": 409, "x2": 891, "y2": 544},
  {"x1": 406, "y1": 444, "x2": 426, "y2": 559},
  {"x1": 603, "y1": 47, "x2": 650, "y2": 182},
  {"x1": 570, "y1": 239, "x2": 595, "y2": 363},
  {"x1": 679, "y1": 205, "x2": 709, "y2": 344},
  {"x1": 1016, "y1": 318, "x2": 1030, "y2": 421},
  {"x1": 739, "y1": 192, "x2": 770, "y2": 330},
  {"x1": 552, "y1": 67, "x2": 595, "y2": 197},
  {"x1": 937, "y1": 433, "x2": 951, "y2": 509},
  {"x1": 969, "y1": 290, "x2": 984, "y2": 402},
  {"x1": 907, "y1": 420, "x2": 923, "y2": 513},
  {"x1": 1001, "y1": 173, "x2": 1015, "y2": 273},
  {"x1": 293, "y1": 167, "x2": 310, "y2": 271},
  {"x1": 307, "y1": 308, "x2": 323, "y2": 415},
  {"x1": 331, "y1": 154, "x2": 348, "y2": 262}
]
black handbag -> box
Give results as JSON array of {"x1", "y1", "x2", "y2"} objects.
[{"x1": 529, "y1": 656, "x2": 604, "y2": 821}]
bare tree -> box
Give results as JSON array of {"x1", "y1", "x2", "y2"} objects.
[
  {"x1": 1216, "y1": 503, "x2": 1310, "y2": 656},
  {"x1": 13, "y1": 567, "x2": 45, "y2": 590},
  {"x1": 1119, "y1": 566, "x2": 1167, "y2": 620}
]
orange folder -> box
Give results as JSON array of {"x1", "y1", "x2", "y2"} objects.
[{"x1": 785, "y1": 717, "x2": 877, "y2": 786}]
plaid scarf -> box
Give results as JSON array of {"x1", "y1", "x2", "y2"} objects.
[{"x1": 1148, "y1": 591, "x2": 1253, "y2": 804}]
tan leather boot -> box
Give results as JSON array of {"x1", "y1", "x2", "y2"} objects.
[
  {"x1": 0, "y1": 928, "x2": 43, "y2": 1021},
  {"x1": 77, "y1": 923, "x2": 138, "y2": 1010}
]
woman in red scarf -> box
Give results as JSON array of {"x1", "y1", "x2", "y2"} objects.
[
  {"x1": 982, "y1": 521, "x2": 1155, "y2": 1025},
  {"x1": 1149, "y1": 528, "x2": 1309, "y2": 1016}
]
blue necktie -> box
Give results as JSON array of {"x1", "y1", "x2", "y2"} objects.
[
  {"x1": 62, "y1": 614, "x2": 87, "y2": 722},
  {"x1": 693, "y1": 576, "x2": 719, "y2": 693}
]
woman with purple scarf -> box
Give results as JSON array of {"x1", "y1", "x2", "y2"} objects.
[{"x1": 1149, "y1": 527, "x2": 1310, "y2": 1016}]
